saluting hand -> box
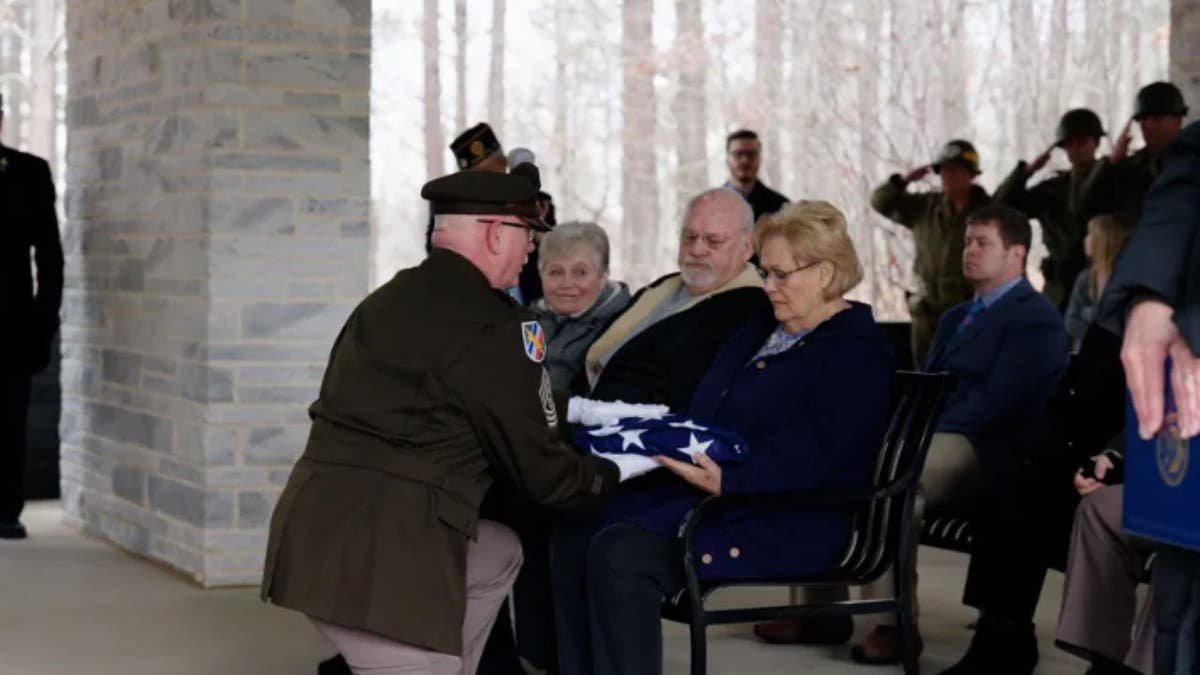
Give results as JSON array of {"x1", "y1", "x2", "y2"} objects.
[
  {"x1": 1027, "y1": 144, "x2": 1054, "y2": 175},
  {"x1": 656, "y1": 452, "x2": 722, "y2": 496},
  {"x1": 1112, "y1": 118, "x2": 1134, "y2": 163},
  {"x1": 902, "y1": 164, "x2": 932, "y2": 183}
]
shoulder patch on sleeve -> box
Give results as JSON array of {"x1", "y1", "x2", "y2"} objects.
[{"x1": 521, "y1": 321, "x2": 546, "y2": 363}]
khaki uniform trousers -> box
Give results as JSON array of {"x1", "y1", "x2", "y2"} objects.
[{"x1": 311, "y1": 520, "x2": 523, "y2": 675}]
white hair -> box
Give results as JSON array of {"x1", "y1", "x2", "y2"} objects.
[{"x1": 538, "y1": 221, "x2": 611, "y2": 273}]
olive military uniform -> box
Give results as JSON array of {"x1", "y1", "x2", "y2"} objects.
[
  {"x1": 994, "y1": 160, "x2": 1101, "y2": 309},
  {"x1": 263, "y1": 170, "x2": 618, "y2": 658},
  {"x1": 870, "y1": 176, "x2": 990, "y2": 366}
]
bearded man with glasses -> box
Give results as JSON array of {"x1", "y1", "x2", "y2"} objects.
[{"x1": 581, "y1": 187, "x2": 770, "y2": 412}]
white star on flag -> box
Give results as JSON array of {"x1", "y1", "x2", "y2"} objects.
[
  {"x1": 669, "y1": 419, "x2": 709, "y2": 432},
  {"x1": 679, "y1": 432, "x2": 714, "y2": 458},
  {"x1": 619, "y1": 428, "x2": 647, "y2": 451},
  {"x1": 589, "y1": 424, "x2": 624, "y2": 437}
]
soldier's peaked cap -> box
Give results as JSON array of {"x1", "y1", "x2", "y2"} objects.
[{"x1": 421, "y1": 163, "x2": 552, "y2": 232}]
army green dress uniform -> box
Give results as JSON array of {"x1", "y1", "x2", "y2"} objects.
[
  {"x1": 871, "y1": 139, "x2": 991, "y2": 366},
  {"x1": 995, "y1": 108, "x2": 1106, "y2": 309},
  {"x1": 262, "y1": 168, "x2": 618, "y2": 662}
]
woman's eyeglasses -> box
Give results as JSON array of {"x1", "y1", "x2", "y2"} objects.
[{"x1": 756, "y1": 260, "x2": 821, "y2": 283}]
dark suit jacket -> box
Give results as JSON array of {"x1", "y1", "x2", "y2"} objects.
[
  {"x1": 585, "y1": 272, "x2": 770, "y2": 411},
  {"x1": 925, "y1": 278, "x2": 1069, "y2": 473},
  {"x1": 1100, "y1": 120, "x2": 1200, "y2": 351},
  {"x1": 602, "y1": 303, "x2": 894, "y2": 580},
  {"x1": 1, "y1": 144, "x2": 62, "y2": 373},
  {"x1": 744, "y1": 180, "x2": 789, "y2": 222}
]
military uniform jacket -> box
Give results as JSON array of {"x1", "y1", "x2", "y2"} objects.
[
  {"x1": 994, "y1": 161, "x2": 1102, "y2": 309},
  {"x1": 0, "y1": 144, "x2": 63, "y2": 373},
  {"x1": 870, "y1": 176, "x2": 990, "y2": 308},
  {"x1": 261, "y1": 249, "x2": 618, "y2": 655},
  {"x1": 1083, "y1": 147, "x2": 1165, "y2": 225}
]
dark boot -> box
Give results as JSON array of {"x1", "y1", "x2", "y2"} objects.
[
  {"x1": 940, "y1": 616, "x2": 1038, "y2": 675},
  {"x1": 317, "y1": 654, "x2": 351, "y2": 675},
  {"x1": 0, "y1": 521, "x2": 27, "y2": 540}
]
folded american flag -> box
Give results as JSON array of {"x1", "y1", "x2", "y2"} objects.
[{"x1": 572, "y1": 414, "x2": 750, "y2": 468}]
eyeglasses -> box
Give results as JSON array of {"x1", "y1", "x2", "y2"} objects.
[
  {"x1": 729, "y1": 150, "x2": 760, "y2": 160},
  {"x1": 477, "y1": 217, "x2": 537, "y2": 243},
  {"x1": 756, "y1": 260, "x2": 822, "y2": 283}
]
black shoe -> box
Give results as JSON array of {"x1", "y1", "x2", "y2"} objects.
[
  {"x1": 0, "y1": 521, "x2": 27, "y2": 540},
  {"x1": 940, "y1": 616, "x2": 1037, "y2": 674},
  {"x1": 317, "y1": 654, "x2": 351, "y2": 675}
]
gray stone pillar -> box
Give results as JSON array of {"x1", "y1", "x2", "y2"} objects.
[
  {"x1": 1173, "y1": 0, "x2": 1200, "y2": 118},
  {"x1": 62, "y1": 0, "x2": 370, "y2": 586}
]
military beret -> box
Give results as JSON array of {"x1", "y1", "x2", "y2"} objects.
[
  {"x1": 450, "y1": 123, "x2": 503, "y2": 170},
  {"x1": 421, "y1": 163, "x2": 552, "y2": 232}
]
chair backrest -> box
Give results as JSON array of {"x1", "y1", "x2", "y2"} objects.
[{"x1": 836, "y1": 370, "x2": 951, "y2": 581}]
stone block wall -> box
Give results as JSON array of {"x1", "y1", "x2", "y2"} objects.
[
  {"x1": 1173, "y1": 0, "x2": 1200, "y2": 118},
  {"x1": 62, "y1": 0, "x2": 370, "y2": 586}
]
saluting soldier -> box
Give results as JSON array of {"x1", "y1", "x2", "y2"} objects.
[
  {"x1": 262, "y1": 164, "x2": 625, "y2": 674},
  {"x1": 1, "y1": 93, "x2": 63, "y2": 540},
  {"x1": 871, "y1": 139, "x2": 991, "y2": 366},
  {"x1": 1085, "y1": 81, "x2": 1188, "y2": 224},
  {"x1": 994, "y1": 108, "x2": 1106, "y2": 310}
]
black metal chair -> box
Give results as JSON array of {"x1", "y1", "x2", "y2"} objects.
[{"x1": 661, "y1": 370, "x2": 952, "y2": 675}]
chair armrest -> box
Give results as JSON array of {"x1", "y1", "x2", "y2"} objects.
[{"x1": 678, "y1": 473, "x2": 916, "y2": 569}]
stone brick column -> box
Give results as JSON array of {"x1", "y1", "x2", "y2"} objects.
[
  {"x1": 61, "y1": 0, "x2": 370, "y2": 586},
  {"x1": 1173, "y1": 0, "x2": 1200, "y2": 118}
]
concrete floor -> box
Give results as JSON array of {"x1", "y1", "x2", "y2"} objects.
[{"x1": 1, "y1": 501, "x2": 1090, "y2": 674}]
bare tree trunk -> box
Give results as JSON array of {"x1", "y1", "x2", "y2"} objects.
[
  {"x1": 4, "y1": 2, "x2": 28, "y2": 148},
  {"x1": 942, "y1": 0, "x2": 969, "y2": 137},
  {"x1": 1041, "y1": 0, "x2": 1068, "y2": 132},
  {"x1": 28, "y1": 0, "x2": 57, "y2": 163},
  {"x1": 1105, "y1": 0, "x2": 1125, "y2": 129},
  {"x1": 454, "y1": 0, "x2": 467, "y2": 134},
  {"x1": 552, "y1": 3, "x2": 568, "y2": 186},
  {"x1": 621, "y1": 0, "x2": 659, "y2": 282},
  {"x1": 424, "y1": 0, "x2": 445, "y2": 178},
  {"x1": 488, "y1": 0, "x2": 506, "y2": 140},
  {"x1": 856, "y1": 0, "x2": 883, "y2": 305},
  {"x1": 1009, "y1": 0, "x2": 1038, "y2": 160},
  {"x1": 755, "y1": 0, "x2": 784, "y2": 185},
  {"x1": 673, "y1": 0, "x2": 707, "y2": 212}
]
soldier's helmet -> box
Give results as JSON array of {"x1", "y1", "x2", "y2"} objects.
[
  {"x1": 1133, "y1": 82, "x2": 1188, "y2": 120},
  {"x1": 1055, "y1": 108, "x2": 1106, "y2": 146},
  {"x1": 932, "y1": 139, "x2": 981, "y2": 175}
]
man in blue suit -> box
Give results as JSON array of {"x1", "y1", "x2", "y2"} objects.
[{"x1": 853, "y1": 205, "x2": 1069, "y2": 666}]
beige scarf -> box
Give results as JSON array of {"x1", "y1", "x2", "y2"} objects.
[{"x1": 584, "y1": 264, "x2": 764, "y2": 386}]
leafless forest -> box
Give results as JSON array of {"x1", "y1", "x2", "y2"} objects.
[{"x1": 0, "y1": 1, "x2": 1170, "y2": 319}]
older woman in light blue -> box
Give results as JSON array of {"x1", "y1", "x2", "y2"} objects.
[{"x1": 530, "y1": 222, "x2": 631, "y2": 396}]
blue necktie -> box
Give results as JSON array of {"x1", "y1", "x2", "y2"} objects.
[{"x1": 956, "y1": 299, "x2": 986, "y2": 336}]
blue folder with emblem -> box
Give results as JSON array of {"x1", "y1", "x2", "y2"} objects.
[{"x1": 1123, "y1": 366, "x2": 1200, "y2": 553}]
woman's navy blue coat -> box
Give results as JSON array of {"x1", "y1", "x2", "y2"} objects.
[{"x1": 602, "y1": 302, "x2": 894, "y2": 580}]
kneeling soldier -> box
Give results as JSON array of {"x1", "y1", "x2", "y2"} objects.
[{"x1": 262, "y1": 163, "x2": 619, "y2": 674}]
